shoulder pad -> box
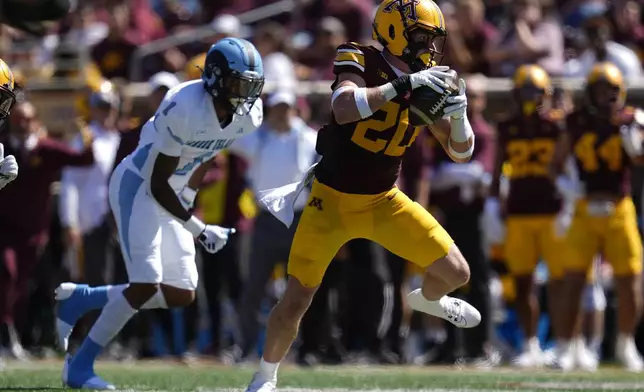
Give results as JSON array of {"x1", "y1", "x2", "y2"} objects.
[{"x1": 334, "y1": 42, "x2": 367, "y2": 73}]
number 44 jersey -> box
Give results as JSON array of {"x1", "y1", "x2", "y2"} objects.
[
  {"x1": 566, "y1": 106, "x2": 640, "y2": 197},
  {"x1": 314, "y1": 42, "x2": 423, "y2": 195},
  {"x1": 122, "y1": 80, "x2": 263, "y2": 193}
]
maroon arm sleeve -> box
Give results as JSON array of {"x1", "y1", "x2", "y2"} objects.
[{"x1": 39, "y1": 138, "x2": 94, "y2": 168}]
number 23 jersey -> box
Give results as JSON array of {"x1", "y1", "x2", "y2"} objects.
[
  {"x1": 497, "y1": 110, "x2": 564, "y2": 215},
  {"x1": 315, "y1": 42, "x2": 423, "y2": 195},
  {"x1": 124, "y1": 80, "x2": 263, "y2": 193}
]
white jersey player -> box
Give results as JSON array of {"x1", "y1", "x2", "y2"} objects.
[{"x1": 55, "y1": 37, "x2": 265, "y2": 390}]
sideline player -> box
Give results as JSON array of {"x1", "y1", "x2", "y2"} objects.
[
  {"x1": 550, "y1": 62, "x2": 644, "y2": 372},
  {"x1": 248, "y1": 1, "x2": 480, "y2": 390},
  {"x1": 54, "y1": 38, "x2": 265, "y2": 389},
  {"x1": 486, "y1": 65, "x2": 575, "y2": 368},
  {"x1": 0, "y1": 58, "x2": 19, "y2": 189}
]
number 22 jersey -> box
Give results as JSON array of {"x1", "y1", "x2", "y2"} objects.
[{"x1": 315, "y1": 42, "x2": 423, "y2": 195}]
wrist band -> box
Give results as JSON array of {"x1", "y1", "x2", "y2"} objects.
[
  {"x1": 183, "y1": 215, "x2": 206, "y2": 237},
  {"x1": 391, "y1": 75, "x2": 412, "y2": 96}
]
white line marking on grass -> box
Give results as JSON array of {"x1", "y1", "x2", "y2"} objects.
[{"x1": 115, "y1": 384, "x2": 644, "y2": 392}]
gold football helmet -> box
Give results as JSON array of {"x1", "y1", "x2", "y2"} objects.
[
  {"x1": 372, "y1": 0, "x2": 447, "y2": 72},
  {"x1": 0, "y1": 58, "x2": 16, "y2": 124},
  {"x1": 585, "y1": 62, "x2": 625, "y2": 113},
  {"x1": 512, "y1": 64, "x2": 552, "y2": 116}
]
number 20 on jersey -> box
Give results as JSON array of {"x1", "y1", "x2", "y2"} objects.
[{"x1": 351, "y1": 101, "x2": 421, "y2": 157}]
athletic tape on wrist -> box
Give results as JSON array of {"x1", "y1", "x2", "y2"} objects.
[{"x1": 450, "y1": 115, "x2": 474, "y2": 143}]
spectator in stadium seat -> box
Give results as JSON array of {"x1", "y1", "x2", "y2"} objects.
[
  {"x1": 183, "y1": 14, "x2": 243, "y2": 81},
  {"x1": 253, "y1": 21, "x2": 297, "y2": 90},
  {"x1": 59, "y1": 86, "x2": 121, "y2": 289},
  {"x1": 609, "y1": 0, "x2": 644, "y2": 61},
  {"x1": 297, "y1": 17, "x2": 347, "y2": 81},
  {"x1": 193, "y1": 150, "x2": 250, "y2": 358},
  {"x1": 442, "y1": 0, "x2": 498, "y2": 75},
  {"x1": 563, "y1": 2, "x2": 643, "y2": 79},
  {"x1": 0, "y1": 101, "x2": 94, "y2": 360},
  {"x1": 485, "y1": 0, "x2": 564, "y2": 76},
  {"x1": 91, "y1": 2, "x2": 139, "y2": 80},
  {"x1": 302, "y1": 0, "x2": 372, "y2": 43},
  {"x1": 230, "y1": 90, "x2": 319, "y2": 361}
]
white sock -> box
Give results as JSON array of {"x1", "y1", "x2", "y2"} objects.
[
  {"x1": 106, "y1": 284, "x2": 128, "y2": 301},
  {"x1": 527, "y1": 336, "x2": 541, "y2": 352},
  {"x1": 88, "y1": 293, "x2": 138, "y2": 346},
  {"x1": 259, "y1": 358, "x2": 279, "y2": 381},
  {"x1": 140, "y1": 289, "x2": 168, "y2": 309}
]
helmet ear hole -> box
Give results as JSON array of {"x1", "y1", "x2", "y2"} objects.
[{"x1": 389, "y1": 25, "x2": 396, "y2": 40}]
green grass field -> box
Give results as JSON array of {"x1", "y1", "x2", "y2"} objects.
[{"x1": 1, "y1": 360, "x2": 644, "y2": 392}]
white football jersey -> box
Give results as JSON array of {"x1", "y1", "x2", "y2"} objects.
[{"x1": 122, "y1": 80, "x2": 263, "y2": 192}]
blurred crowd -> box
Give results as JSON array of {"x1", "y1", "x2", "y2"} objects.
[{"x1": 0, "y1": 0, "x2": 643, "y2": 370}]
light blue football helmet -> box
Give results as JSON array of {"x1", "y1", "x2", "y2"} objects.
[{"x1": 202, "y1": 37, "x2": 264, "y2": 115}]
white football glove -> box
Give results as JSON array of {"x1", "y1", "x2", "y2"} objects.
[
  {"x1": 199, "y1": 225, "x2": 235, "y2": 254},
  {"x1": 555, "y1": 175, "x2": 582, "y2": 201},
  {"x1": 443, "y1": 78, "x2": 467, "y2": 120},
  {"x1": 620, "y1": 123, "x2": 644, "y2": 159},
  {"x1": 554, "y1": 207, "x2": 573, "y2": 239},
  {"x1": 482, "y1": 197, "x2": 505, "y2": 245},
  {"x1": 0, "y1": 143, "x2": 18, "y2": 190},
  {"x1": 409, "y1": 66, "x2": 453, "y2": 93}
]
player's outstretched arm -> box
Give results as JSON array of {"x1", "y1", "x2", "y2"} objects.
[{"x1": 331, "y1": 67, "x2": 453, "y2": 125}]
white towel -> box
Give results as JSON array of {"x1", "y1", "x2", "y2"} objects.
[{"x1": 258, "y1": 163, "x2": 317, "y2": 227}]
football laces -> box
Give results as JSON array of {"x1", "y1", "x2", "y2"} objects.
[{"x1": 429, "y1": 91, "x2": 451, "y2": 116}]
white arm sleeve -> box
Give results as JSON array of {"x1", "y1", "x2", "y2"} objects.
[{"x1": 152, "y1": 99, "x2": 189, "y2": 157}]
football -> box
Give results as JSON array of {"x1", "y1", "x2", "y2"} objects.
[{"x1": 408, "y1": 70, "x2": 459, "y2": 127}]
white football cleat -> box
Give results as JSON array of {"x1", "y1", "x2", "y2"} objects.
[
  {"x1": 616, "y1": 335, "x2": 644, "y2": 373},
  {"x1": 245, "y1": 372, "x2": 276, "y2": 392},
  {"x1": 574, "y1": 338, "x2": 598, "y2": 372},
  {"x1": 512, "y1": 338, "x2": 545, "y2": 368},
  {"x1": 407, "y1": 290, "x2": 481, "y2": 328},
  {"x1": 553, "y1": 341, "x2": 575, "y2": 371}
]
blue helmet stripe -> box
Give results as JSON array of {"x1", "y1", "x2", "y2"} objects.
[{"x1": 239, "y1": 39, "x2": 256, "y2": 70}]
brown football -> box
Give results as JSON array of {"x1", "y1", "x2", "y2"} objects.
[{"x1": 408, "y1": 70, "x2": 459, "y2": 127}]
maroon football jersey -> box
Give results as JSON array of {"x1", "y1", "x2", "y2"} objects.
[
  {"x1": 566, "y1": 107, "x2": 637, "y2": 197},
  {"x1": 314, "y1": 42, "x2": 423, "y2": 194},
  {"x1": 498, "y1": 110, "x2": 564, "y2": 215}
]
